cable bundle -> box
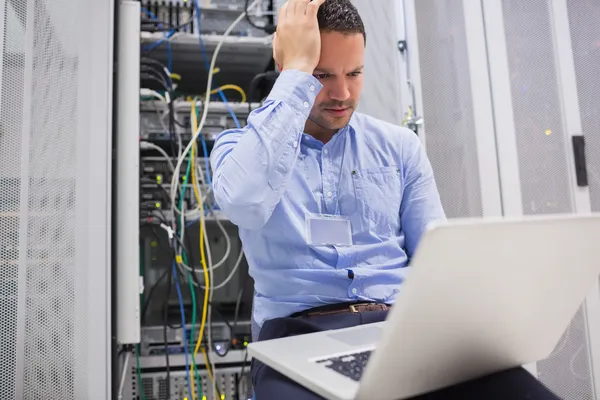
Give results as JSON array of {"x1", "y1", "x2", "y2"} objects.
[{"x1": 134, "y1": 2, "x2": 263, "y2": 400}]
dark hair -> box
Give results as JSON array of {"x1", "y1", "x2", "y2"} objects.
[{"x1": 317, "y1": 0, "x2": 366, "y2": 45}]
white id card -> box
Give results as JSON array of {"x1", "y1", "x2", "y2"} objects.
[{"x1": 305, "y1": 213, "x2": 353, "y2": 246}]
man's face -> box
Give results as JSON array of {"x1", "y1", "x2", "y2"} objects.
[{"x1": 307, "y1": 31, "x2": 365, "y2": 134}]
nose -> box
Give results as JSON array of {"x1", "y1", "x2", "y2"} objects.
[{"x1": 327, "y1": 77, "x2": 350, "y2": 102}]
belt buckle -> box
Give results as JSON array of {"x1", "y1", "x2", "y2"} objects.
[{"x1": 349, "y1": 304, "x2": 360, "y2": 313}]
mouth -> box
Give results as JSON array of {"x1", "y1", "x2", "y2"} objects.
[{"x1": 324, "y1": 108, "x2": 350, "y2": 117}]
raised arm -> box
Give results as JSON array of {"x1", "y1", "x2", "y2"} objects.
[
  {"x1": 210, "y1": 0, "x2": 326, "y2": 229},
  {"x1": 210, "y1": 71, "x2": 321, "y2": 229}
]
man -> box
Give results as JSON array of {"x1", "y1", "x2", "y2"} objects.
[{"x1": 211, "y1": 1, "x2": 559, "y2": 399}]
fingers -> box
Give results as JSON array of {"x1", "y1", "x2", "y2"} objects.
[
  {"x1": 278, "y1": 0, "x2": 323, "y2": 25},
  {"x1": 306, "y1": 0, "x2": 326, "y2": 16},
  {"x1": 292, "y1": 0, "x2": 311, "y2": 15},
  {"x1": 278, "y1": 1, "x2": 288, "y2": 24}
]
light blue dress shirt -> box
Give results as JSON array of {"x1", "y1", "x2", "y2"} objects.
[{"x1": 210, "y1": 70, "x2": 446, "y2": 328}]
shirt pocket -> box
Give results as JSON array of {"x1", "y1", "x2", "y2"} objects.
[{"x1": 351, "y1": 166, "x2": 402, "y2": 237}]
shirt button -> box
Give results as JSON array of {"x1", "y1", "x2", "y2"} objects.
[
  {"x1": 292, "y1": 141, "x2": 298, "y2": 148},
  {"x1": 303, "y1": 101, "x2": 309, "y2": 108},
  {"x1": 352, "y1": 288, "x2": 358, "y2": 295},
  {"x1": 327, "y1": 191, "x2": 333, "y2": 198},
  {"x1": 324, "y1": 149, "x2": 328, "y2": 154},
  {"x1": 309, "y1": 85, "x2": 315, "y2": 92}
]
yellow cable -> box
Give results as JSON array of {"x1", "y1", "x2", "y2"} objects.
[
  {"x1": 188, "y1": 104, "x2": 198, "y2": 400},
  {"x1": 210, "y1": 84, "x2": 247, "y2": 103},
  {"x1": 190, "y1": 101, "x2": 216, "y2": 395},
  {"x1": 170, "y1": 72, "x2": 182, "y2": 81},
  {"x1": 193, "y1": 139, "x2": 216, "y2": 384}
]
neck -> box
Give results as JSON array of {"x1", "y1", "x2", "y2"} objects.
[{"x1": 304, "y1": 119, "x2": 337, "y2": 144}]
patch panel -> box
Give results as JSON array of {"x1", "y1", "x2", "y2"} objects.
[
  {"x1": 140, "y1": 0, "x2": 273, "y2": 36},
  {"x1": 140, "y1": 101, "x2": 257, "y2": 143},
  {"x1": 122, "y1": 360, "x2": 252, "y2": 400},
  {"x1": 140, "y1": 322, "x2": 252, "y2": 357}
]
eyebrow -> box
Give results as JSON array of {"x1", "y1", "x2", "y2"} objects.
[{"x1": 314, "y1": 65, "x2": 365, "y2": 75}]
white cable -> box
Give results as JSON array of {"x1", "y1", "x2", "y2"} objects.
[
  {"x1": 140, "y1": 88, "x2": 166, "y2": 103},
  {"x1": 117, "y1": 352, "x2": 131, "y2": 400},
  {"x1": 178, "y1": 212, "x2": 231, "y2": 276},
  {"x1": 139, "y1": 89, "x2": 171, "y2": 137},
  {"x1": 203, "y1": 215, "x2": 218, "y2": 399},
  {"x1": 140, "y1": 141, "x2": 174, "y2": 172},
  {"x1": 169, "y1": 0, "x2": 261, "y2": 211},
  {"x1": 209, "y1": 217, "x2": 231, "y2": 270},
  {"x1": 191, "y1": 158, "x2": 233, "y2": 271},
  {"x1": 211, "y1": 247, "x2": 245, "y2": 290},
  {"x1": 168, "y1": 8, "x2": 260, "y2": 396}
]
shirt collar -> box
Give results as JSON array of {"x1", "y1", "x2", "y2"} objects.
[{"x1": 302, "y1": 114, "x2": 358, "y2": 147}]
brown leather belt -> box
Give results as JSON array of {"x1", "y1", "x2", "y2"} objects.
[{"x1": 291, "y1": 302, "x2": 390, "y2": 318}]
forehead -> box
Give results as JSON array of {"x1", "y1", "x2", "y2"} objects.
[{"x1": 316, "y1": 31, "x2": 365, "y2": 72}]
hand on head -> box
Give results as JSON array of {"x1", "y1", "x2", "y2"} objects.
[{"x1": 273, "y1": 0, "x2": 327, "y2": 73}]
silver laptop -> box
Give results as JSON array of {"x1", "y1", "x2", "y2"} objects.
[{"x1": 248, "y1": 214, "x2": 600, "y2": 400}]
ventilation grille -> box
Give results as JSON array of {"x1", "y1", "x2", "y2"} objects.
[
  {"x1": 502, "y1": 0, "x2": 572, "y2": 215},
  {"x1": 1, "y1": 1, "x2": 28, "y2": 398},
  {"x1": 566, "y1": 0, "x2": 600, "y2": 212},
  {"x1": 538, "y1": 307, "x2": 594, "y2": 400},
  {"x1": 501, "y1": 0, "x2": 593, "y2": 398},
  {"x1": 1, "y1": 0, "x2": 87, "y2": 398},
  {"x1": 414, "y1": 0, "x2": 483, "y2": 218}
]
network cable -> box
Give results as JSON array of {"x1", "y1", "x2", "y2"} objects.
[
  {"x1": 172, "y1": 259, "x2": 193, "y2": 399},
  {"x1": 135, "y1": 344, "x2": 147, "y2": 400},
  {"x1": 244, "y1": 0, "x2": 277, "y2": 34},
  {"x1": 141, "y1": 7, "x2": 174, "y2": 71},
  {"x1": 148, "y1": 4, "x2": 261, "y2": 398},
  {"x1": 142, "y1": 5, "x2": 195, "y2": 33},
  {"x1": 192, "y1": 0, "x2": 244, "y2": 130},
  {"x1": 117, "y1": 351, "x2": 131, "y2": 400},
  {"x1": 169, "y1": 0, "x2": 261, "y2": 236},
  {"x1": 190, "y1": 103, "x2": 215, "y2": 400}
]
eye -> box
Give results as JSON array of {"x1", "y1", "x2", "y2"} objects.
[
  {"x1": 348, "y1": 71, "x2": 362, "y2": 77},
  {"x1": 313, "y1": 74, "x2": 330, "y2": 80}
]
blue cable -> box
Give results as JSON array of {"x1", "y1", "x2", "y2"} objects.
[
  {"x1": 192, "y1": 0, "x2": 212, "y2": 70},
  {"x1": 141, "y1": 7, "x2": 174, "y2": 72},
  {"x1": 217, "y1": 90, "x2": 242, "y2": 128},
  {"x1": 200, "y1": 134, "x2": 213, "y2": 187},
  {"x1": 172, "y1": 259, "x2": 193, "y2": 398}
]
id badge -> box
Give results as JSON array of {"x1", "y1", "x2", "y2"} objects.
[{"x1": 305, "y1": 213, "x2": 353, "y2": 246}]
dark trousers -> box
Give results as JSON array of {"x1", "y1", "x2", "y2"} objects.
[{"x1": 251, "y1": 310, "x2": 561, "y2": 400}]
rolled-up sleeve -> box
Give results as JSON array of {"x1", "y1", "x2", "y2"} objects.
[{"x1": 210, "y1": 70, "x2": 322, "y2": 229}]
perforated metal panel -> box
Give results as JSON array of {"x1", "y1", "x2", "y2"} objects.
[
  {"x1": 539, "y1": 307, "x2": 594, "y2": 400},
  {"x1": 412, "y1": 0, "x2": 483, "y2": 218},
  {"x1": 0, "y1": 2, "x2": 25, "y2": 398},
  {"x1": 351, "y1": 0, "x2": 404, "y2": 126},
  {"x1": 0, "y1": 0, "x2": 112, "y2": 398},
  {"x1": 566, "y1": 0, "x2": 600, "y2": 212},
  {"x1": 500, "y1": 1, "x2": 594, "y2": 398},
  {"x1": 502, "y1": 0, "x2": 573, "y2": 215}
]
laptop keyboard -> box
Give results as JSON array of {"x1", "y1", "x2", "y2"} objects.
[{"x1": 317, "y1": 350, "x2": 373, "y2": 381}]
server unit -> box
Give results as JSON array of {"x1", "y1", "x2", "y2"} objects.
[{"x1": 129, "y1": 1, "x2": 262, "y2": 398}]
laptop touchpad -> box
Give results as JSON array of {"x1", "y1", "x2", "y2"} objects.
[{"x1": 327, "y1": 326, "x2": 382, "y2": 347}]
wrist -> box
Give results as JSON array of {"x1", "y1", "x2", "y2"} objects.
[{"x1": 282, "y1": 61, "x2": 315, "y2": 74}]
